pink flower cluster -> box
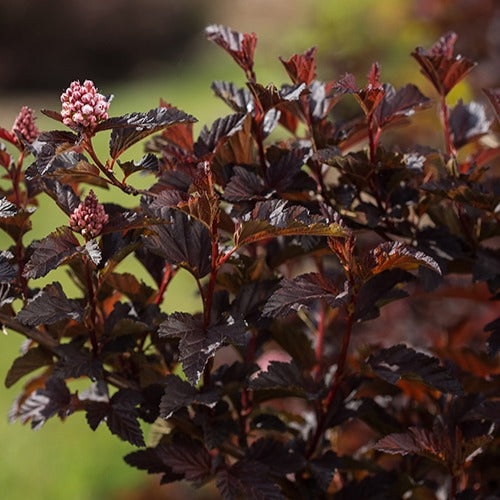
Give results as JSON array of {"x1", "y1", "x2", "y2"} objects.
[
  {"x1": 69, "y1": 190, "x2": 109, "y2": 239},
  {"x1": 11, "y1": 106, "x2": 39, "y2": 144},
  {"x1": 60, "y1": 80, "x2": 109, "y2": 130}
]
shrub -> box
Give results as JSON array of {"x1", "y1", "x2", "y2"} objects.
[{"x1": 1, "y1": 26, "x2": 499, "y2": 499}]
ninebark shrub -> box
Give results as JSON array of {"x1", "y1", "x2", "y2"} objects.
[{"x1": 1, "y1": 26, "x2": 499, "y2": 499}]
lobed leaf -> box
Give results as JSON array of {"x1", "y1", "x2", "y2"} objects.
[
  {"x1": 367, "y1": 344, "x2": 463, "y2": 394},
  {"x1": 17, "y1": 282, "x2": 84, "y2": 326}
]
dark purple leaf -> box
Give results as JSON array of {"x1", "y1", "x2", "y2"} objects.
[
  {"x1": 246, "y1": 438, "x2": 305, "y2": 475},
  {"x1": 263, "y1": 273, "x2": 350, "y2": 317},
  {"x1": 5, "y1": 347, "x2": 53, "y2": 388},
  {"x1": 224, "y1": 166, "x2": 266, "y2": 202},
  {"x1": 309, "y1": 450, "x2": 339, "y2": 492},
  {"x1": 143, "y1": 210, "x2": 211, "y2": 278},
  {"x1": 158, "y1": 438, "x2": 212, "y2": 482},
  {"x1": 23, "y1": 227, "x2": 80, "y2": 279},
  {"x1": 374, "y1": 83, "x2": 431, "y2": 127},
  {"x1": 159, "y1": 313, "x2": 248, "y2": 385},
  {"x1": 367, "y1": 344, "x2": 463, "y2": 394},
  {"x1": 17, "y1": 282, "x2": 84, "y2": 326},
  {"x1": 159, "y1": 375, "x2": 218, "y2": 419},
  {"x1": 247, "y1": 82, "x2": 307, "y2": 112},
  {"x1": 194, "y1": 113, "x2": 247, "y2": 157},
  {"x1": 216, "y1": 460, "x2": 284, "y2": 500},
  {"x1": 15, "y1": 377, "x2": 71, "y2": 429},
  {"x1": 250, "y1": 361, "x2": 319, "y2": 400},
  {"x1": 449, "y1": 100, "x2": 491, "y2": 148},
  {"x1": 211, "y1": 81, "x2": 254, "y2": 113},
  {"x1": 0, "y1": 253, "x2": 16, "y2": 283}
]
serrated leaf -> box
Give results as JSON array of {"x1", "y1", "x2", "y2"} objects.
[
  {"x1": 159, "y1": 375, "x2": 218, "y2": 419},
  {"x1": 17, "y1": 282, "x2": 84, "y2": 326},
  {"x1": 118, "y1": 153, "x2": 159, "y2": 178},
  {"x1": 0, "y1": 253, "x2": 16, "y2": 283},
  {"x1": 143, "y1": 210, "x2": 211, "y2": 279},
  {"x1": 0, "y1": 197, "x2": 17, "y2": 218},
  {"x1": 23, "y1": 226, "x2": 79, "y2": 279},
  {"x1": 367, "y1": 344, "x2": 463, "y2": 394},
  {"x1": 159, "y1": 313, "x2": 248, "y2": 385},
  {"x1": 16, "y1": 377, "x2": 71, "y2": 429},
  {"x1": 247, "y1": 82, "x2": 307, "y2": 112},
  {"x1": 216, "y1": 460, "x2": 284, "y2": 500},
  {"x1": 374, "y1": 83, "x2": 431, "y2": 127},
  {"x1": 250, "y1": 361, "x2": 319, "y2": 400},
  {"x1": 375, "y1": 427, "x2": 448, "y2": 464},
  {"x1": 449, "y1": 100, "x2": 491, "y2": 148},
  {"x1": 235, "y1": 200, "x2": 345, "y2": 248},
  {"x1": 194, "y1": 113, "x2": 247, "y2": 158},
  {"x1": 124, "y1": 447, "x2": 172, "y2": 475},
  {"x1": 224, "y1": 166, "x2": 266, "y2": 202},
  {"x1": 158, "y1": 438, "x2": 212, "y2": 482},
  {"x1": 102, "y1": 107, "x2": 196, "y2": 159},
  {"x1": 5, "y1": 347, "x2": 53, "y2": 388},
  {"x1": 280, "y1": 47, "x2": 317, "y2": 85},
  {"x1": 54, "y1": 342, "x2": 103, "y2": 381},
  {"x1": 263, "y1": 273, "x2": 349, "y2": 317},
  {"x1": 211, "y1": 81, "x2": 254, "y2": 113},
  {"x1": 246, "y1": 438, "x2": 306, "y2": 475},
  {"x1": 369, "y1": 242, "x2": 441, "y2": 276},
  {"x1": 411, "y1": 32, "x2": 477, "y2": 96},
  {"x1": 206, "y1": 25, "x2": 257, "y2": 76}
]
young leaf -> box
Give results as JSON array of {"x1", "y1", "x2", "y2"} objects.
[
  {"x1": 17, "y1": 282, "x2": 84, "y2": 326},
  {"x1": 263, "y1": 273, "x2": 350, "y2": 317},
  {"x1": 235, "y1": 200, "x2": 345, "y2": 248},
  {"x1": 159, "y1": 313, "x2": 248, "y2": 385},
  {"x1": 205, "y1": 25, "x2": 257, "y2": 78},
  {"x1": 369, "y1": 242, "x2": 441, "y2": 276},
  {"x1": 279, "y1": 47, "x2": 317, "y2": 86},
  {"x1": 23, "y1": 227, "x2": 79, "y2": 279},
  {"x1": 367, "y1": 344, "x2": 463, "y2": 394},
  {"x1": 411, "y1": 32, "x2": 477, "y2": 96}
]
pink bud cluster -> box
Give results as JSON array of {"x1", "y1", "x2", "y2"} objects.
[
  {"x1": 11, "y1": 106, "x2": 39, "y2": 144},
  {"x1": 60, "y1": 80, "x2": 109, "y2": 130},
  {"x1": 69, "y1": 190, "x2": 109, "y2": 239}
]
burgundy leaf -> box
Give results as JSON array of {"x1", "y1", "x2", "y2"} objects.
[
  {"x1": 211, "y1": 81, "x2": 254, "y2": 113},
  {"x1": 279, "y1": 47, "x2": 317, "y2": 86},
  {"x1": 5, "y1": 347, "x2": 53, "y2": 388},
  {"x1": 411, "y1": 32, "x2": 477, "y2": 96},
  {"x1": 483, "y1": 88, "x2": 500, "y2": 122},
  {"x1": 263, "y1": 273, "x2": 349, "y2": 317},
  {"x1": 23, "y1": 226, "x2": 80, "y2": 280},
  {"x1": 449, "y1": 100, "x2": 491, "y2": 148}
]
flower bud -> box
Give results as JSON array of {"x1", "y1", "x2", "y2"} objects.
[
  {"x1": 11, "y1": 106, "x2": 39, "y2": 144},
  {"x1": 69, "y1": 190, "x2": 109, "y2": 239},
  {"x1": 60, "y1": 80, "x2": 109, "y2": 130}
]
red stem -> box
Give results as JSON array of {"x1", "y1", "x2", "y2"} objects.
[
  {"x1": 154, "y1": 263, "x2": 173, "y2": 306},
  {"x1": 440, "y1": 96, "x2": 456, "y2": 159},
  {"x1": 307, "y1": 308, "x2": 355, "y2": 458}
]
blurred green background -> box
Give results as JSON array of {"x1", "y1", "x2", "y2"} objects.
[{"x1": 1, "y1": 0, "x2": 498, "y2": 498}]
